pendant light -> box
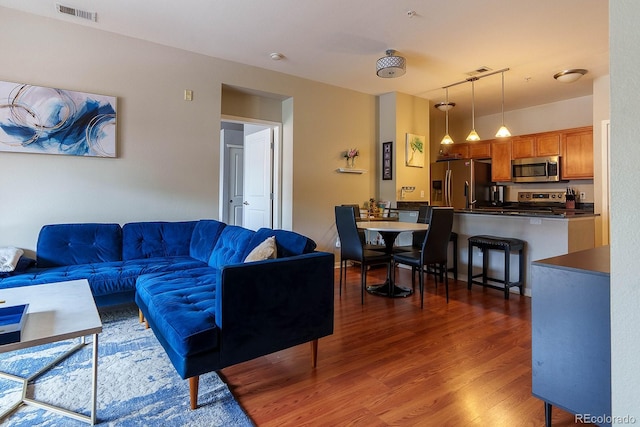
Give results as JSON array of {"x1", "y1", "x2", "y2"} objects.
[
  {"x1": 439, "y1": 88, "x2": 454, "y2": 145},
  {"x1": 495, "y1": 71, "x2": 511, "y2": 138},
  {"x1": 466, "y1": 78, "x2": 480, "y2": 141}
]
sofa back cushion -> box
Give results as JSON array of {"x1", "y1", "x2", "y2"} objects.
[
  {"x1": 243, "y1": 228, "x2": 317, "y2": 259},
  {"x1": 36, "y1": 223, "x2": 122, "y2": 268},
  {"x1": 190, "y1": 220, "x2": 227, "y2": 263},
  {"x1": 208, "y1": 226, "x2": 255, "y2": 269},
  {"x1": 122, "y1": 221, "x2": 197, "y2": 260}
]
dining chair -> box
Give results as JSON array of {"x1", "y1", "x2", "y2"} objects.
[
  {"x1": 335, "y1": 206, "x2": 393, "y2": 304},
  {"x1": 393, "y1": 207, "x2": 454, "y2": 308},
  {"x1": 394, "y1": 205, "x2": 431, "y2": 253},
  {"x1": 341, "y1": 204, "x2": 386, "y2": 252}
]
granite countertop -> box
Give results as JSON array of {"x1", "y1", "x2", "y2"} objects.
[
  {"x1": 393, "y1": 201, "x2": 429, "y2": 211},
  {"x1": 455, "y1": 207, "x2": 599, "y2": 219},
  {"x1": 532, "y1": 245, "x2": 610, "y2": 276}
]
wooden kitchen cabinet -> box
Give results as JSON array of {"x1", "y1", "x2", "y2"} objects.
[
  {"x1": 512, "y1": 132, "x2": 560, "y2": 159},
  {"x1": 561, "y1": 127, "x2": 593, "y2": 180},
  {"x1": 445, "y1": 143, "x2": 469, "y2": 159},
  {"x1": 491, "y1": 139, "x2": 512, "y2": 182},
  {"x1": 468, "y1": 141, "x2": 491, "y2": 159}
]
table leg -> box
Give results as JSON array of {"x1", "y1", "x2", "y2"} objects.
[
  {"x1": 91, "y1": 333, "x2": 99, "y2": 425},
  {"x1": 0, "y1": 336, "x2": 99, "y2": 425},
  {"x1": 366, "y1": 231, "x2": 413, "y2": 298}
]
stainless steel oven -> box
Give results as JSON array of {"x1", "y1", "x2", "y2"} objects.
[{"x1": 511, "y1": 156, "x2": 560, "y2": 183}]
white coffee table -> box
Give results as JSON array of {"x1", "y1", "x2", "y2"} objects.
[{"x1": 0, "y1": 279, "x2": 102, "y2": 425}]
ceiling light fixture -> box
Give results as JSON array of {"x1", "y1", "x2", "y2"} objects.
[
  {"x1": 439, "y1": 88, "x2": 454, "y2": 145},
  {"x1": 442, "y1": 67, "x2": 510, "y2": 142},
  {"x1": 466, "y1": 78, "x2": 480, "y2": 141},
  {"x1": 435, "y1": 101, "x2": 456, "y2": 112},
  {"x1": 376, "y1": 49, "x2": 406, "y2": 78},
  {"x1": 553, "y1": 68, "x2": 588, "y2": 83},
  {"x1": 270, "y1": 52, "x2": 285, "y2": 61},
  {"x1": 495, "y1": 71, "x2": 511, "y2": 138}
]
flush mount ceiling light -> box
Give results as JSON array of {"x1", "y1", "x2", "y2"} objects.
[
  {"x1": 270, "y1": 52, "x2": 285, "y2": 60},
  {"x1": 440, "y1": 88, "x2": 454, "y2": 145},
  {"x1": 435, "y1": 101, "x2": 456, "y2": 112},
  {"x1": 495, "y1": 71, "x2": 511, "y2": 138},
  {"x1": 376, "y1": 50, "x2": 406, "y2": 78},
  {"x1": 553, "y1": 68, "x2": 588, "y2": 83}
]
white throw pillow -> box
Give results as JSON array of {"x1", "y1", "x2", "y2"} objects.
[
  {"x1": 0, "y1": 247, "x2": 24, "y2": 272},
  {"x1": 244, "y1": 236, "x2": 277, "y2": 263}
]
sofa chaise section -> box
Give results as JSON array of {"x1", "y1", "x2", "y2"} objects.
[{"x1": 135, "y1": 225, "x2": 335, "y2": 409}]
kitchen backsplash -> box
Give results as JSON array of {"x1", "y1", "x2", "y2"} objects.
[{"x1": 502, "y1": 181, "x2": 594, "y2": 203}]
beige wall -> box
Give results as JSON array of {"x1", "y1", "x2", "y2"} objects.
[
  {"x1": 378, "y1": 92, "x2": 430, "y2": 205},
  {"x1": 0, "y1": 7, "x2": 376, "y2": 254}
]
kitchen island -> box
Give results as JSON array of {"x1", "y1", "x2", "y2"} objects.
[{"x1": 454, "y1": 209, "x2": 597, "y2": 296}]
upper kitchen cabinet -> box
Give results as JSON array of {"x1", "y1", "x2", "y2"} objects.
[
  {"x1": 561, "y1": 127, "x2": 593, "y2": 180},
  {"x1": 446, "y1": 143, "x2": 469, "y2": 159},
  {"x1": 440, "y1": 141, "x2": 490, "y2": 160},
  {"x1": 512, "y1": 132, "x2": 560, "y2": 159},
  {"x1": 468, "y1": 141, "x2": 491, "y2": 159},
  {"x1": 491, "y1": 139, "x2": 512, "y2": 182}
]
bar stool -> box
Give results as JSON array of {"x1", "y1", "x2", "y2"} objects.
[{"x1": 467, "y1": 235, "x2": 525, "y2": 299}]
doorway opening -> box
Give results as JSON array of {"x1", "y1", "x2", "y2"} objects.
[{"x1": 220, "y1": 117, "x2": 282, "y2": 230}]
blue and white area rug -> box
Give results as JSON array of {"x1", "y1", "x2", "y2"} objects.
[{"x1": 0, "y1": 305, "x2": 253, "y2": 426}]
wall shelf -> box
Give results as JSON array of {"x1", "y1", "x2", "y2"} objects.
[{"x1": 336, "y1": 168, "x2": 367, "y2": 174}]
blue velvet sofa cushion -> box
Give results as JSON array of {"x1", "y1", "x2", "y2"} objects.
[
  {"x1": 244, "y1": 227, "x2": 317, "y2": 259},
  {"x1": 123, "y1": 221, "x2": 197, "y2": 260},
  {"x1": 0, "y1": 256, "x2": 207, "y2": 297},
  {"x1": 136, "y1": 267, "x2": 220, "y2": 357},
  {"x1": 208, "y1": 226, "x2": 255, "y2": 269},
  {"x1": 36, "y1": 223, "x2": 122, "y2": 268},
  {"x1": 0, "y1": 256, "x2": 35, "y2": 278},
  {"x1": 189, "y1": 220, "x2": 226, "y2": 263}
]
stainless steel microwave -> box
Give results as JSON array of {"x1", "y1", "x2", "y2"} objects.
[{"x1": 511, "y1": 156, "x2": 561, "y2": 183}]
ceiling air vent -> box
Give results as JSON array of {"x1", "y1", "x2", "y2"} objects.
[
  {"x1": 56, "y1": 3, "x2": 97, "y2": 21},
  {"x1": 466, "y1": 66, "x2": 493, "y2": 77}
]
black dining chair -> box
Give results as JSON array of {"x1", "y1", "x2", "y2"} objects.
[
  {"x1": 393, "y1": 207, "x2": 454, "y2": 308},
  {"x1": 335, "y1": 206, "x2": 392, "y2": 304},
  {"x1": 394, "y1": 205, "x2": 431, "y2": 254},
  {"x1": 341, "y1": 204, "x2": 386, "y2": 252}
]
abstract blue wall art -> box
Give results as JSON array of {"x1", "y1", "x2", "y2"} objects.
[{"x1": 0, "y1": 80, "x2": 117, "y2": 157}]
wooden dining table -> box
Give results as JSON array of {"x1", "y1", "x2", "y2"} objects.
[{"x1": 357, "y1": 220, "x2": 429, "y2": 298}]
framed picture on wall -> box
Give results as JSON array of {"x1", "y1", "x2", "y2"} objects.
[
  {"x1": 405, "y1": 133, "x2": 425, "y2": 167},
  {"x1": 382, "y1": 141, "x2": 392, "y2": 180},
  {"x1": 0, "y1": 80, "x2": 117, "y2": 157}
]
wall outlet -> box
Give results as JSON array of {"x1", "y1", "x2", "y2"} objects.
[
  {"x1": 580, "y1": 191, "x2": 586, "y2": 200},
  {"x1": 335, "y1": 237, "x2": 341, "y2": 248},
  {"x1": 530, "y1": 218, "x2": 542, "y2": 225},
  {"x1": 420, "y1": 190, "x2": 425, "y2": 198}
]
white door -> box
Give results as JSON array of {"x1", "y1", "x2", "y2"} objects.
[
  {"x1": 242, "y1": 128, "x2": 273, "y2": 230},
  {"x1": 227, "y1": 146, "x2": 244, "y2": 226}
]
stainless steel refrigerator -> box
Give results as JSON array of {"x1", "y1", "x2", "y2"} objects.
[{"x1": 430, "y1": 159, "x2": 492, "y2": 209}]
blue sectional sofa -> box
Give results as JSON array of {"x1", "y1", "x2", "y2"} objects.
[{"x1": 0, "y1": 220, "x2": 335, "y2": 409}]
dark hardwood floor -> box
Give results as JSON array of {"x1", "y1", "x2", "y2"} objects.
[{"x1": 219, "y1": 265, "x2": 593, "y2": 426}]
